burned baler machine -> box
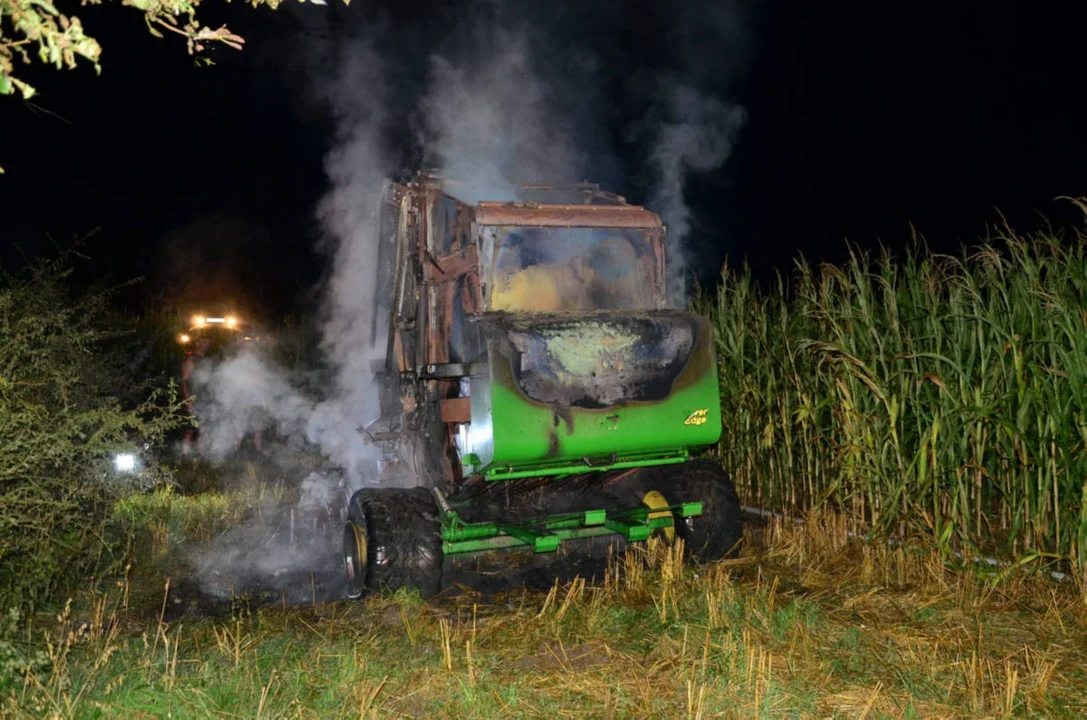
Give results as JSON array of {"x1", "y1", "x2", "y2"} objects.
[{"x1": 343, "y1": 177, "x2": 742, "y2": 598}]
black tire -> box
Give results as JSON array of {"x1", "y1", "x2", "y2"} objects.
[
  {"x1": 669, "y1": 459, "x2": 744, "y2": 561},
  {"x1": 619, "y1": 459, "x2": 743, "y2": 562},
  {"x1": 344, "y1": 487, "x2": 443, "y2": 598}
]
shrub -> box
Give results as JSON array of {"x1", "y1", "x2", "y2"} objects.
[{"x1": 0, "y1": 251, "x2": 184, "y2": 609}]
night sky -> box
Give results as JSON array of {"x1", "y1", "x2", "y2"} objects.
[{"x1": 2, "y1": 0, "x2": 1086, "y2": 317}]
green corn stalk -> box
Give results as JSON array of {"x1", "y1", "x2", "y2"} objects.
[{"x1": 710, "y1": 204, "x2": 1087, "y2": 578}]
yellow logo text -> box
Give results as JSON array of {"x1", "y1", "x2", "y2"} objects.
[{"x1": 684, "y1": 408, "x2": 709, "y2": 426}]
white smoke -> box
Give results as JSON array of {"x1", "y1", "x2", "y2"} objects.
[
  {"x1": 186, "y1": 37, "x2": 397, "y2": 598},
  {"x1": 306, "y1": 36, "x2": 392, "y2": 489},
  {"x1": 191, "y1": 350, "x2": 313, "y2": 460},
  {"x1": 646, "y1": 83, "x2": 747, "y2": 301},
  {"x1": 189, "y1": 36, "x2": 392, "y2": 491},
  {"x1": 417, "y1": 12, "x2": 749, "y2": 302},
  {"x1": 418, "y1": 27, "x2": 586, "y2": 203}
]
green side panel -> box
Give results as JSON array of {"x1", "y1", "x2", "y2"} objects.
[{"x1": 460, "y1": 311, "x2": 722, "y2": 478}]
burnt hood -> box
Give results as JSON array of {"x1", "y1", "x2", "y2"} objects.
[{"x1": 473, "y1": 311, "x2": 708, "y2": 410}]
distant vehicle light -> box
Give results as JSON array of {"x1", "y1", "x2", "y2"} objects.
[
  {"x1": 179, "y1": 333, "x2": 191, "y2": 344},
  {"x1": 113, "y1": 453, "x2": 137, "y2": 473},
  {"x1": 193, "y1": 315, "x2": 206, "y2": 327},
  {"x1": 206, "y1": 317, "x2": 226, "y2": 324},
  {"x1": 226, "y1": 316, "x2": 238, "y2": 328}
]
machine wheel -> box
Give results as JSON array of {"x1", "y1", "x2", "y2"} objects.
[
  {"x1": 622, "y1": 459, "x2": 743, "y2": 562},
  {"x1": 343, "y1": 487, "x2": 443, "y2": 598},
  {"x1": 670, "y1": 459, "x2": 744, "y2": 560}
]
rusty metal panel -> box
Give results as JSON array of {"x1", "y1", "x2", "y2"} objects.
[
  {"x1": 474, "y1": 203, "x2": 663, "y2": 229},
  {"x1": 440, "y1": 397, "x2": 471, "y2": 423},
  {"x1": 516, "y1": 183, "x2": 628, "y2": 206},
  {"x1": 424, "y1": 246, "x2": 480, "y2": 284},
  {"x1": 384, "y1": 181, "x2": 410, "y2": 207}
]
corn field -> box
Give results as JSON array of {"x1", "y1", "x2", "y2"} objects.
[{"x1": 710, "y1": 205, "x2": 1087, "y2": 574}]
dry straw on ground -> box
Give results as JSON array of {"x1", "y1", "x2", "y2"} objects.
[{"x1": 6, "y1": 512, "x2": 1087, "y2": 718}]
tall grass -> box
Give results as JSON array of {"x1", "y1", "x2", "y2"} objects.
[{"x1": 711, "y1": 204, "x2": 1087, "y2": 574}]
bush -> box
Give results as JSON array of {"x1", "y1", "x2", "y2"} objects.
[{"x1": 0, "y1": 251, "x2": 184, "y2": 609}]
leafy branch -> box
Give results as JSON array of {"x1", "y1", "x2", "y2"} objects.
[
  {"x1": 0, "y1": 0, "x2": 342, "y2": 163},
  {"x1": 0, "y1": 0, "x2": 332, "y2": 100}
]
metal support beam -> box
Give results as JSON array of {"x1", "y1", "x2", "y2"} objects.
[
  {"x1": 440, "y1": 499, "x2": 704, "y2": 556},
  {"x1": 497, "y1": 524, "x2": 560, "y2": 553},
  {"x1": 484, "y1": 452, "x2": 688, "y2": 482}
]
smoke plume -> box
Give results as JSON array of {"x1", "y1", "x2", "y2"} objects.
[
  {"x1": 190, "y1": 34, "x2": 392, "y2": 488},
  {"x1": 418, "y1": 27, "x2": 587, "y2": 203},
  {"x1": 186, "y1": 35, "x2": 396, "y2": 598},
  {"x1": 646, "y1": 82, "x2": 747, "y2": 301},
  {"x1": 306, "y1": 36, "x2": 392, "y2": 488}
]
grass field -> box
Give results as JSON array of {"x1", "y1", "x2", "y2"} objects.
[{"x1": 4, "y1": 508, "x2": 1086, "y2": 719}]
